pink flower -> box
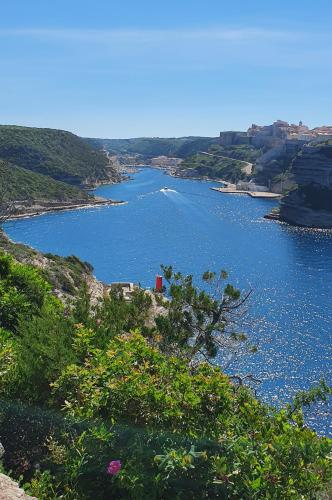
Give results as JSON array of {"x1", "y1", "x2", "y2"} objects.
[
  {"x1": 107, "y1": 460, "x2": 121, "y2": 476},
  {"x1": 96, "y1": 318, "x2": 102, "y2": 326}
]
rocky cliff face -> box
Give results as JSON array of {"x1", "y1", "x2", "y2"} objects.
[
  {"x1": 0, "y1": 231, "x2": 105, "y2": 303},
  {"x1": 254, "y1": 141, "x2": 300, "y2": 191},
  {"x1": 0, "y1": 474, "x2": 36, "y2": 500},
  {"x1": 0, "y1": 444, "x2": 36, "y2": 499},
  {"x1": 279, "y1": 144, "x2": 332, "y2": 228}
]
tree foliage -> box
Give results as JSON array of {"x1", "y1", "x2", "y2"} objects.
[
  {"x1": 0, "y1": 257, "x2": 331, "y2": 499},
  {"x1": 154, "y1": 266, "x2": 252, "y2": 362}
]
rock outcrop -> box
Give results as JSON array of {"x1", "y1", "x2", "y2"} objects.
[
  {"x1": 254, "y1": 141, "x2": 299, "y2": 192},
  {"x1": 0, "y1": 444, "x2": 36, "y2": 500},
  {"x1": 0, "y1": 474, "x2": 36, "y2": 500},
  {"x1": 279, "y1": 144, "x2": 332, "y2": 228},
  {"x1": 0, "y1": 231, "x2": 106, "y2": 303}
]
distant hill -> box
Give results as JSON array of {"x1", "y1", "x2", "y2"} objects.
[
  {"x1": 84, "y1": 136, "x2": 219, "y2": 158},
  {"x1": 84, "y1": 136, "x2": 263, "y2": 183},
  {"x1": 0, "y1": 125, "x2": 117, "y2": 187},
  {"x1": 0, "y1": 159, "x2": 89, "y2": 203}
]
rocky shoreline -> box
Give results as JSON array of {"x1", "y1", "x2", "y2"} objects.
[
  {"x1": 279, "y1": 198, "x2": 332, "y2": 228},
  {"x1": 8, "y1": 197, "x2": 126, "y2": 221},
  {"x1": 278, "y1": 144, "x2": 332, "y2": 228}
]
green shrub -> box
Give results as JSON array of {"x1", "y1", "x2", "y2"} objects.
[
  {"x1": 0, "y1": 258, "x2": 331, "y2": 499},
  {"x1": 0, "y1": 253, "x2": 53, "y2": 331},
  {"x1": 48, "y1": 329, "x2": 332, "y2": 499}
]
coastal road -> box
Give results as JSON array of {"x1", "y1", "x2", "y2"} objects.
[{"x1": 199, "y1": 151, "x2": 253, "y2": 175}]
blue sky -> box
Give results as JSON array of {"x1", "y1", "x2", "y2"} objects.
[{"x1": 1, "y1": 0, "x2": 331, "y2": 138}]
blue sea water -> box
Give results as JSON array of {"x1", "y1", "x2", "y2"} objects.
[{"x1": 4, "y1": 168, "x2": 332, "y2": 434}]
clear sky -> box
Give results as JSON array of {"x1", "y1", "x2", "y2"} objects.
[{"x1": 1, "y1": 0, "x2": 331, "y2": 138}]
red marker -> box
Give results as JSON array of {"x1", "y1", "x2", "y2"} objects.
[{"x1": 155, "y1": 275, "x2": 163, "y2": 292}]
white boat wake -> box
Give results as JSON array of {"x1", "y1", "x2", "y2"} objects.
[{"x1": 137, "y1": 190, "x2": 160, "y2": 199}]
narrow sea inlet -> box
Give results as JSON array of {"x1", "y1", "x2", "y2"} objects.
[{"x1": 5, "y1": 168, "x2": 332, "y2": 435}]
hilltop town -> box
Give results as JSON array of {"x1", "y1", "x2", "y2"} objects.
[
  {"x1": 219, "y1": 120, "x2": 332, "y2": 227},
  {"x1": 220, "y1": 119, "x2": 332, "y2": 148}
]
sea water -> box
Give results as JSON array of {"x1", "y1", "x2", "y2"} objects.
[{"x1": 4, "y1": 168, "x2": 332, "y2": 434}]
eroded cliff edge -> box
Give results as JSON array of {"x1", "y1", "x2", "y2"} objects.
[{"x1": 279, "y1": 143, "x2": 332, "y2": 228}]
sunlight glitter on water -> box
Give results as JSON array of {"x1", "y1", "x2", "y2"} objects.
[{"x1": 4, "y1": 168, "x2": 332, "y2": 435}]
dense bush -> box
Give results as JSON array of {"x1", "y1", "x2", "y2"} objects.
[
  {"x1": 0, "y1": 159, "x2": 89, "y2": 203},
  {"x1": 0, "y1": 125, "x2": 110, "y2": 186},
  {"x1": 0, "y1": 253, "x2": 54, "y2": 331},
  {"x1": 0, "y1": 124, "x2": 121, "y2": 206},
  {"x1": 0, "y1": 256, "x2": 331, "y2": 499}
]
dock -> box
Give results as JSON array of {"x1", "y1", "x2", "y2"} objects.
[{"x1": 210, "y1": 187, "x2": 281, "y2": 199}]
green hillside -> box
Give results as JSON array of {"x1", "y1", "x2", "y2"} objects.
[
  {"x1": 85, "y1": 136, "x2": 219, "y2": 158},
  {"x1": 177, "y1": 144, "x2": 261, "y2": 182},
  {"x1": 0, "y1": 159, "x2": 90, "y2": 203},
  {"x1": 0, "y1": 125, "x2": 113, "y2": 186},
  {"x1": 175, "y1": 137, "x2": 219, "y2": 157}
]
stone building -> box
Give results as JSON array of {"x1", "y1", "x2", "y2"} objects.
[{"x1": 220, "y1": 120, "x2": 319, "y2": 149}]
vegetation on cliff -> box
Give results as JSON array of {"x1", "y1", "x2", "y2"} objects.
[
  {"x1": 177, "y1": 144, "x2": 261, "y2": 182},
  {"x1": 0, "y1": 232, "x2": 96, "y2": 298},
  {"x1": 0, "y1": 159, "x2": 90, "y2": 204},
  {"x1": 0, "y1": 250, "x2": 331, "y2": 499},
  {"x1": 0, "y1": 124, "x2": 124, "y2": 212},
  {"x1": 0, "y1": 125, "x2": 114, "y2": 187}
]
